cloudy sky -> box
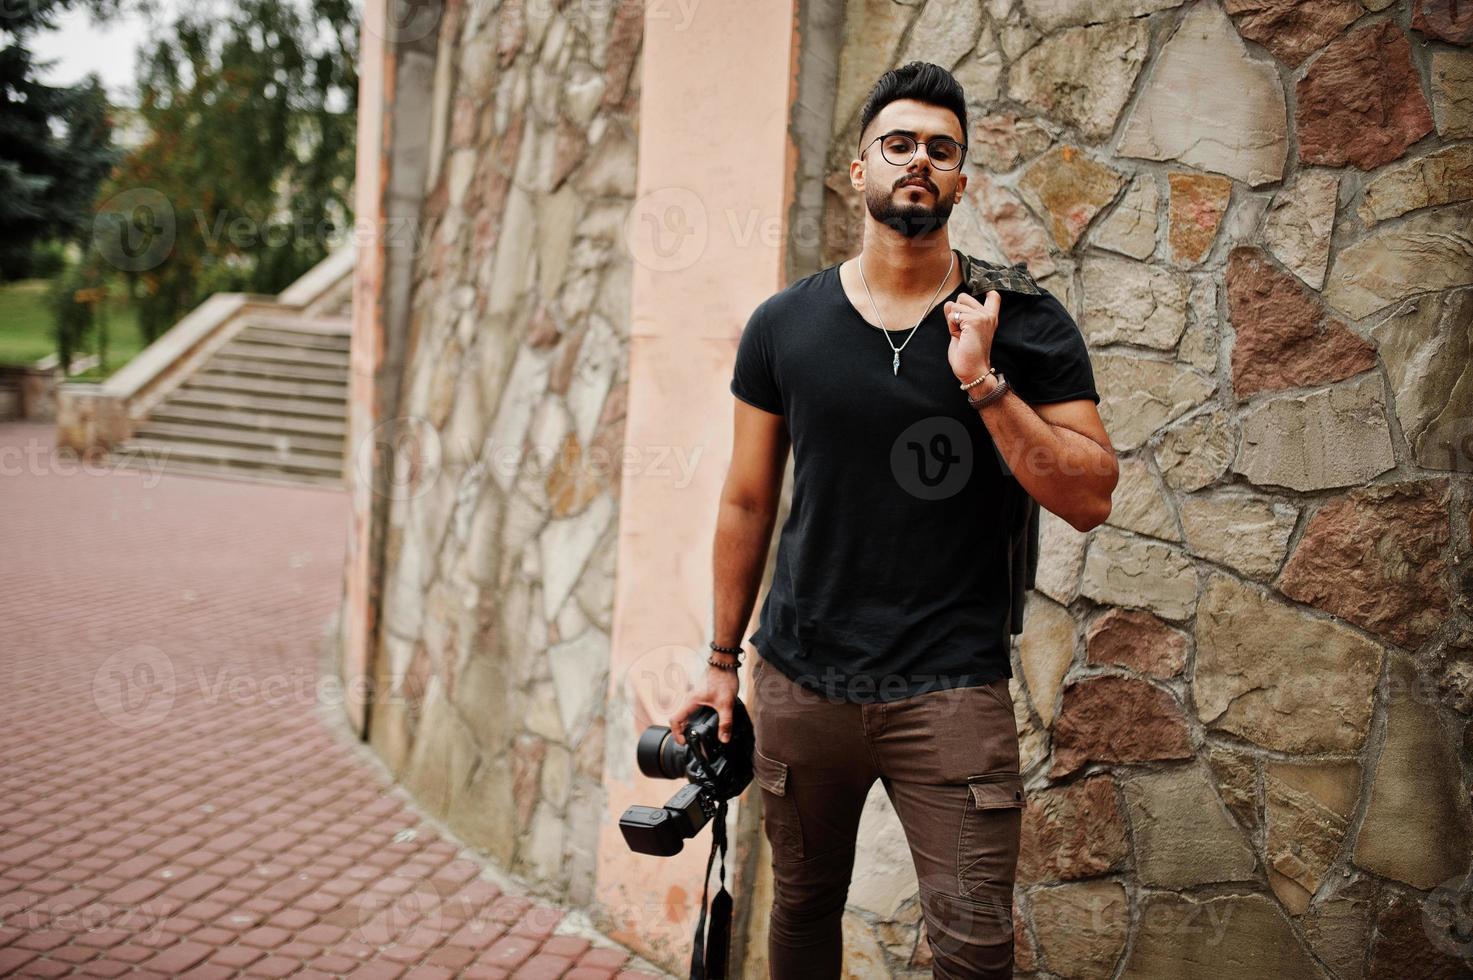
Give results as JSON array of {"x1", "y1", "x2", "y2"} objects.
[{"x1": 29, "y1": 0, "x2": 248, "y2": 106}]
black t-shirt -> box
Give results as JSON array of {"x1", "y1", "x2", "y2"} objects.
[{"x1": 729, "y1": 248, "x2": 1099, "y2": 703}]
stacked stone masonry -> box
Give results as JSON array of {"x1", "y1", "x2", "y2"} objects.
[{"x1": 369, "y1": 0, "x2": 1473, "y2": 976}]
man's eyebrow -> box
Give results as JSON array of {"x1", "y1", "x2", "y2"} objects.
[{"x1": 882, "y1": 128, "x2": 962, "y2": 141}]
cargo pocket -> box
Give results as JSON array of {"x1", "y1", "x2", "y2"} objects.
[
  {"x1": 753, "y1": 746, "x2": 804, "y2": 862},
  {"x1": 979, "y1": 676, "x2": 1013, "y2": 714},
  {"x1": 957, "y1": 771, "x2": 1026, "y2": 899}
]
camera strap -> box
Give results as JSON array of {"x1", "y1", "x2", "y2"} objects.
[{"x1": 688, "y1": 798, "x2": 732, "y2": 979}]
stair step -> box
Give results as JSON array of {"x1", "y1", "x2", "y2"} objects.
[
  {"x1": 204, "y1": 356, "x2": 348, "y2": 384},
  {"x1": 242, "y1": 310, "x2": 351, "y2": 333},
  {"x1": 131, "y1": 420, "x2": 345, "y2": 458},
  {"x1": 112, "y1": 452, "x2": 345, "y2": 489},
  {"x1": 218, "y1": 340, "x2": 350, "y2": 368},
  {"x1": 121, "y1": 436, "x2": 346, "y2": 477},
  {"x1": 182, "y1": 372, "x2": 347, "y2": 401},
  {"x1": 165, "y1": 389, "x2": 348, "y2": 420},
  {"x1": 236, "y1": 323, "x2": 352, "y2": 352},
  {"x1": 146, "y1": 403, "x2": 346, "y2": 438}
]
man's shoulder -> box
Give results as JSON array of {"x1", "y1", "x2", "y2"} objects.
[
  {"x1": 960, "y1": 251, "x2": 1080, "y2": 331},
  {"x1": 960, "y1": 251, "x2": 1050, "y2": 300},
  {"x1": 752, "y1": 264, "x2": 835, "y2": 322}
]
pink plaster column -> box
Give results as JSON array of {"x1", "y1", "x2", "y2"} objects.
[
  {"x1": 342, "y1": 0, "x2": 391, "y2": 738},
  {"x1": 593, "y1": 0, "x2": 801, "y2": 969}
]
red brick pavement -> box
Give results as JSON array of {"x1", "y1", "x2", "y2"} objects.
[{"x1": 0, "y1": 423, "x2": 668, "y2": 980}]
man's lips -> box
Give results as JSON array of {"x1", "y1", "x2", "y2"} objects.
[{"x1": 898, "y1": 179, "x2": 934, "y2": 192}]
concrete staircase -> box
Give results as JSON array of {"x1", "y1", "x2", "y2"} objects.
[
  {"x1": 113, "y1": 314, "x2": 351, "y2": 487},
  {"x1": 58, "y1": 244, "x2": 357, "y2": 490}
]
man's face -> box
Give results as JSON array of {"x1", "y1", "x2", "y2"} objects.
[{"x1": 855, "y1": 100, "x2": 967, "y2": 240}]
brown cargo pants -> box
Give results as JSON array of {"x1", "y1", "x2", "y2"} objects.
[{"x1": 749, "y1": 654, "x2": 1026, "y2": 978}]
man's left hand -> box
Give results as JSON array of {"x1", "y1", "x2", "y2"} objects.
[{"x1": 945, "y1": 289, "x2": 1001, "y2": 384}]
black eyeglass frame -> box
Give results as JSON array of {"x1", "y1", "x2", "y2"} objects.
[{"x1": 859, "y1": 130, "x2": 969, "y2": 171}]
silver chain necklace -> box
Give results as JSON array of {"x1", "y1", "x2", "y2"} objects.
[{"x1": 857, "y1": 249, "x2": 956, "y2": 376}]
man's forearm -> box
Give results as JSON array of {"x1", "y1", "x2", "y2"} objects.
[
  {"x1": 974, "y1": 387, "x2": 1114, "y2": 530},
  {"x1": 711, "y1": 500, "x2": 779, "y2": 648}
]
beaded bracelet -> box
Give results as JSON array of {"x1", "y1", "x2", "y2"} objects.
[
  {"x1": 708, "y1": 639, "x2": 743, "y2": 671},
  {"x1": 959, "y1": 366, "x2": 998, "y2": 391}
]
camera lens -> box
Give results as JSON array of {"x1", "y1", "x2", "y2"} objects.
[{"x1": 635, "y1": 725, "x2": 689, "y2": 780}]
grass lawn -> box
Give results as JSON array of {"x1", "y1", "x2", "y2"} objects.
[{"x1": 0, "y1": 278, "x2": 150, "y2": 380}]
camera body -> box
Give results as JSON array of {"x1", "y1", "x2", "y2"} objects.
[{"x1": 619, "y1": 700, "x2": 755, "y2": 856}]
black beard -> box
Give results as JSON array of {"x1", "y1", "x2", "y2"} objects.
[{"x1": 865, "y1": 181, "x2": 954, "y2": 239}]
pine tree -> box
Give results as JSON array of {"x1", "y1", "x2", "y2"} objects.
[{"x1": 0, "y1": 0, "x2": 121, "y2": 280}]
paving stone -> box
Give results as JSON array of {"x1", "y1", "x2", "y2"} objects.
[{"x1": 0, "y1": 420, "x2": 667, "y2": 980}]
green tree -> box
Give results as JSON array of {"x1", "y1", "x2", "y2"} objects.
[
  {"x1": 100, "y1": 0, "x2": 358, "y2": 342},
  {"x1": 48, "y1": 249, "x2": 111, "y2": 373},
  {"x1": 0, "y1": 0, "x2": 122, "y2": 281}
]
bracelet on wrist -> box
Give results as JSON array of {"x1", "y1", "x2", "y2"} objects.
[
  {"x1": 708, "y1": 639, "x2": 744, "y2": 672},
  {"x1": 967, "y1": 372, "x2": 1010, "y2": 409},
  {"x1": 959, "y1": 366, "x2": 997, "y2": 391}
]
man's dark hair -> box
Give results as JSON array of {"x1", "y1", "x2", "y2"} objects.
[{"x1": 856, "y1": 61, "x2": 968, "y2": 157}]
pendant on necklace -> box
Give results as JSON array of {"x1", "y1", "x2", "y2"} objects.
[{"x1": 892, "y1": 350, "x2": 900, "y2": 376}]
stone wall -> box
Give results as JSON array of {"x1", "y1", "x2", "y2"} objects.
[
  {"x1": 814, "y1": 0, "x2": 1473, "y2": 976},
  {"x1": 358, "y1": 0, "x2": 1473, "y2": 974},
  {"x1": 364, "y1": 0, "x2": 642, "y2": 910}
]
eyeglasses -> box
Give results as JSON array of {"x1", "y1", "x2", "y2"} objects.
[{"x1": 861, "y1": 131, "x2": 967, "y2": 171}]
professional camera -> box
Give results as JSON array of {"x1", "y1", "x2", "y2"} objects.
[{"x1": 619, "y1": 700, "x2": 755, "y2": 856}]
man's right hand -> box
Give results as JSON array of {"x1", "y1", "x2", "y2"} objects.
[{"x1": 669, "y1": 666, "x2": 742, "y2": 744}]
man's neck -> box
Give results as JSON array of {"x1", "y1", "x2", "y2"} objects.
[{"x1": 852, "y1": 234, "x2": 958, "y2": 298}]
